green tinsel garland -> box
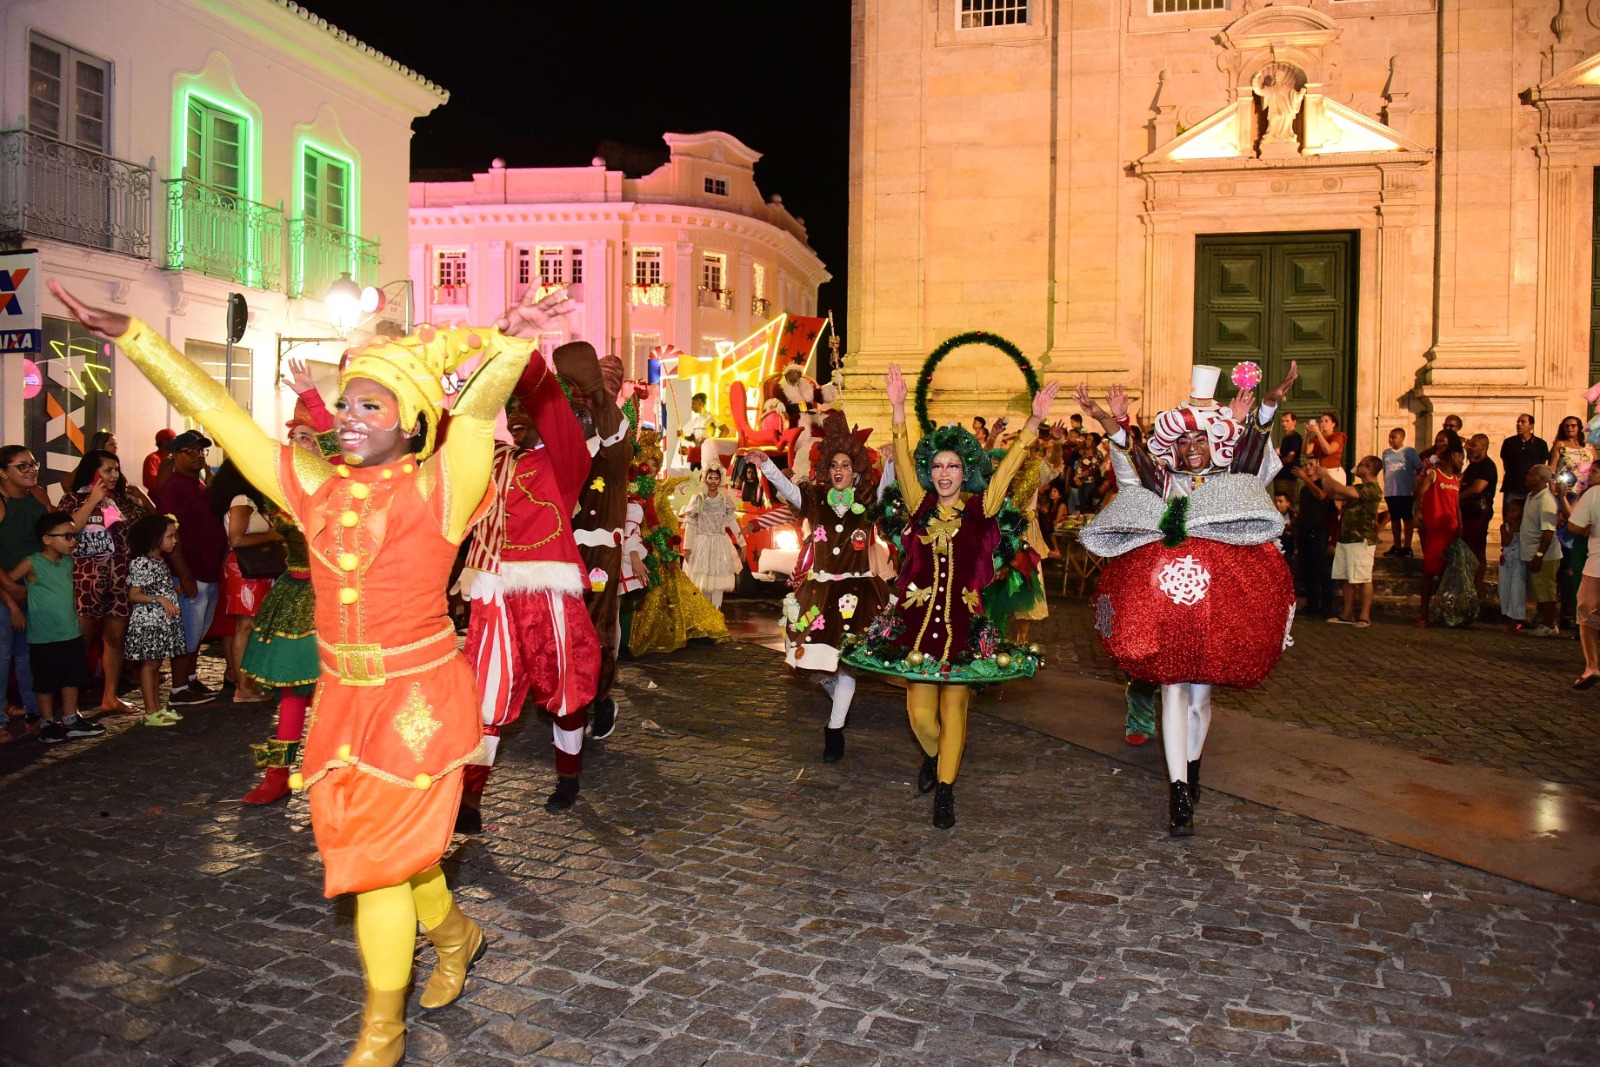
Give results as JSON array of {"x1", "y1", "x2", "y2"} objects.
[{"x1": 914, "y1": 331, "x2": 1041, "y2": 435}]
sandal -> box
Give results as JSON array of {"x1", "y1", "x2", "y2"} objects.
[
  {"x1": 1354, "y1": 620, "x2": 1371, "y2": 628},
  {"x1": 1573, "y1": 674, "x2": 1600, "y2": 690}
]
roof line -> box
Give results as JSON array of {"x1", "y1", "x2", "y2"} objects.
[{"x1": 273, "y1": 1, "x2": 449, "y2": 101}]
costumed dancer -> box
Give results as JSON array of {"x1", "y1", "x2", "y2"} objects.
[
  {"x1": 628, "y1": 432, "x2": 731, "y2": 654},
  {"x1": 742, "y1": 410, "x2": 889, "y2": 763},
  {"x1": 457, "y1": 356, "x2": 601, "y2": 823},
  {"x1": 842, "y1": 367, "x2": 1058, "y2": 829},
  {"x1": 982, "y1": 443, "x2": 1050, "y2": 643},
  {"x1": 53, "y1": 280, "x2": 572, "y2": 1067},
  {"x1": 1075, "y1": 361, "x2": 1298, "y2": 838},
  {"x1": 555, "y1": 343, "x2": 632, "y2": 743},
  {"x1": 239, "y1": 379, "x2": 341, "y2": 805},
  {"x1": 680, "y1": 464, "x2": 745, "y2": 608}
]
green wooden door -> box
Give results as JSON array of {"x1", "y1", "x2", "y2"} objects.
[{"x1": 1194, "y1": 232, "x2": 1356, "y2": 465}]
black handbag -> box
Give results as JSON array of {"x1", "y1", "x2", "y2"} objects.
[{"x1": 234, "y1": 542, "x2": 287, "y2": 580}]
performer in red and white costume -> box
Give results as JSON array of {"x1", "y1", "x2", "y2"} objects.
[
  {"x1": 458, "y1": 353, "x2": 602, "y2": 823},
  {"x1": 1077, "y1": 362, "x2": 1298, "y2": 837}
]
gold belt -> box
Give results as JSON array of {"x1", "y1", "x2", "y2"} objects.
[{"x1": 317, "y1": 624, "x2": 458, "y2": 687}]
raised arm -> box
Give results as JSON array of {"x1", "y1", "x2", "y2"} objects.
[
  {"x1": 514, "y1": 352, "x2": 589, "y2": 510},
  {"x1": 52, "y1": 283, "x2": 287, "y2": 511},
  {"x1": 886, "y1": 365, "x2": 926, "y2": 512},
  {"x1": 982, "y1": 382, "x2": 1058, "y2": 516},
  {"x1": 438, "y1": 328, "x2": 540, "y2": 542},
  {"x1": 285, "y1": 358, "x2": 334, "y2": 432},
  {"x1": 753, "y1": 454, "x2": 804, "y2": 510}
]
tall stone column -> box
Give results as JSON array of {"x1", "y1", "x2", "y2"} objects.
[
  {"x1": 674, "y1": 240, "x2": 695, "y2": 360},
  {"x1": 583, "y1": 238, "x2": 610, "y2": 357}
]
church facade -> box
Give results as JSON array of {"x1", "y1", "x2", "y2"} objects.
[{"x1": 847, "y1": 0, "x2": 1600, "y2": 457}]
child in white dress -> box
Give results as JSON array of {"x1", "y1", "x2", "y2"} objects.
[{"x1": 680, "y1": 466, "x2": 744, "y2": 608}]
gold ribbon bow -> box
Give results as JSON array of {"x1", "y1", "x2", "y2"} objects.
[{"x1": 917, "y1": 507, "x2": 963, "y2": 557}]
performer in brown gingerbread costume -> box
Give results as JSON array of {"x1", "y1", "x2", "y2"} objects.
[{"x1": 554, "y1": 343, "x2": 633, "y2": 741}]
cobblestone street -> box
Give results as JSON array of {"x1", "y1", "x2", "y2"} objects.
[{"x1": 1, "y1": 596, "x2": 1598, "y2": 1066}]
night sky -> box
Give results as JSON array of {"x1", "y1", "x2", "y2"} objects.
[{"x1": 301, "y1": 0, "x2": 852, "y2": 341}]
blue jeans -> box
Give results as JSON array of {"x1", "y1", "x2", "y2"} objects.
[
  {"x1": 178, "y1": 580, "x2": 220, "y2": 655},
  {"x1": 0, "y1": 606, "x2": 40, "y2": 720}
]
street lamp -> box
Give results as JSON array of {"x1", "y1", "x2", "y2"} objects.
[{"x1": 325, "y1": 272, "x2": 363, "y2": 338}]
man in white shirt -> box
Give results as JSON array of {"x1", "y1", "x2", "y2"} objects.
[
  {"x1": 679, "y1": 392, "x2": 709, "y2": 469},
  {"x1": 1518, "y1": 464, "x2": 1563, "y2": 637},
  {"x1": 1562, "y1": 462, "x2": 1600, "y2": 686}
]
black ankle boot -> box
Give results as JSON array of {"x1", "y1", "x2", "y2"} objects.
[
  {"x1": 1168, "y1": 780, "x2": 1195, "y2": 837},
  {"x1": 545, "y1": 775, "x2": 580, "y2": 812},
  {"x1": 932, "y1": 783, "x2": 956, "y2": 829},
  {"x1": 823, "y1": 727, "x2": 845, "y2": 763},
  {"x1": 454, "y1": 804, "x2": 483, "y2": 835},
  {"x1": 1187, "y1": 759, "x2": 1201, "y2": 806},
  {"x1": 917, "y1": 754, "x2": 937, "y2": 794}
]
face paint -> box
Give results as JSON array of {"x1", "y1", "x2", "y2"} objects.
[
  {"x1": 334, "y1": 377, "x2": 412, "y2": 466},
  {"x1": 829, "y1": 453, "x2": 854, "y2": 489},
  {"x1": 931, "y1": 451, "x2": 964, "y2": 501}
]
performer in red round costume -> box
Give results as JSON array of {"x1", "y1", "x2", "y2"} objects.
[{"x1": 1076, "y1": 361, "x2": 1298, "y2": 837}]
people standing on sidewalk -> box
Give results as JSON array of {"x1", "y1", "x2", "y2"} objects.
[
  {"x1": 1550, "y1": 416, "x2": 1593, "y2": 475},
  {"x1": 1382, "y1": 428, "x2": 1421, "y2": 557},
  {"x1": 1460, "y1": 434, "x2": 1499, "y2": 607},
  {"x1": 1273, "y1": 411, "x2": 1302, "y2": 500},
  {"x1": 1317, "y1": 456, "x2": 1384, "y2": 628},
  {"x1": 1519, "y1": 464, "x2": 1564, "y2": 637},
  {"x1": 61, "y1": 449, "x2": 148, "y2": 712},
  {"x1": 1291, "y1": 461, "x2": 1336, "y2": 616},
  {"x1": 154, "y1": 430, "x2": 225, "y2": 706},
  {"x1": 1415, "y1": 439, "x2": 1464, "y2": 627},
  {"x1": 124, "y1": 514, "x2": 188, "y2": 728},
  {"x1": 1501, "y1": 414, "x2": 1548, "y2": 516},
  {"x1": 53, "y1": 278, "x2": 573, "y2": 1067},
  {"x1": 0, "y1": 446, "x2": 51, "y2": 739},
  {"x1": 212, "y1": 460, "x2": 282, "y2": 703},
  {"x1": 1304, "y1": 412, "x2": 1348, "y2": 484},
  {"x1": 0, "y1": 512, "x2": 105, "y2": 744},
  {"x1": 1563, "y1": 462, "x2": 1600, "y2": 688}
]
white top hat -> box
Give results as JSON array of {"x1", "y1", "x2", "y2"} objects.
[{"x1": 1188, "y1": 365, "x2": 1222, "y2": 407}]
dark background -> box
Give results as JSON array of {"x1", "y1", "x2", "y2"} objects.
[{"x1": 303, "y1": 0, "x2": 852, "y2": 345}]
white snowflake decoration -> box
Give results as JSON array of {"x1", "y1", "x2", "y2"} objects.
[
  {"x1": 1095, "y1": 594, "x2": 1115, "y2": 638},
  {"x1": 1156, "y1": 554, "x2": 1211, "y2": 606},
  {"x1": 1282, "y1": 600, "x2": 1296, "y2": 649}
]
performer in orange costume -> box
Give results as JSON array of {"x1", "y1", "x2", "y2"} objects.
[{"x1": 51, "y1": 279, "x2": 572, "y2": 1067}]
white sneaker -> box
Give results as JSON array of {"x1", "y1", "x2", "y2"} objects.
[{"x1": 1524, "y1": 625, "x2": 1558, "y2": 638}]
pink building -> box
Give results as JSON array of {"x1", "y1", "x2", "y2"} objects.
[{"x1": 409, "y1": 131, "x2": 830, "y2": 376}]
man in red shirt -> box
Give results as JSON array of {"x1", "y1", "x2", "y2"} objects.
[
  {"x1": 458, "y1": 353, "x2": 601, "y2": 826},
  {"x1": 154, "y1": 430, "x2": 226, "y2": 704},
  {"x1": 141, "y1": 428, "x2": 175, "y2": 492}
]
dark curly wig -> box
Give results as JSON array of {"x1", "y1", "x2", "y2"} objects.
[
  {"x1": 913, "y1": 424, "x2": 992, "y2": 495},
  {"x1": 811, "y1": 410, "x2": 875, "y2": 489}
]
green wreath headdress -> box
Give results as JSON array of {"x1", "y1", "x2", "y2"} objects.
[{"x1": 913, "y1": 425, "x2": 992, "y2": 496}]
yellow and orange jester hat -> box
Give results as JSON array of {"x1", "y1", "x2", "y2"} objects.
[{"x1": 339, "y1": 323, "x2": 505, "y2": 460}]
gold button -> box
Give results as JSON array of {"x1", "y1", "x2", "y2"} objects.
[
  {"x1": 340, "y1": 511, "x2": 359, "y2": 527},
  {"x1": 380, "y1": 470, "x2": 393, "y2": 480},
  {"x1": 402, "y1": 463, "x2": 414, "y2": 474},
  {"x1": 336, "y1": 464, "x2": 350, "y2": 478},
  {"x1": 337, "y1": 744, "x2": 352, "y2": 762},
  {"x1": 413, "y1": 773, "x2": 431, "y2": 790},
  {"x1": 350, "y1": 483, "x2": 370, "y2": 500},
  {"x1": 339, "y1": 587, "x2": 359, "y2": 605},
  {"x1": 288, "y1": 772, "x2": 305, "y2": 791},
  {"x1": 338, "y1": 553, "x2": 360, "y2": 571}
]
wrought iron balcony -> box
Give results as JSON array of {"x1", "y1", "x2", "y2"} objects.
[
  {"x1": 628, "y1": 282, "x2": 668, "y2": 307},
  {"x1": 751, "y1": 296, "x2": 771, "y2": 318},
  {"x1": 165, "y1": 178, "x2": 284, "y2": 291},
  {"x1": 698, "y1": 286, "x2": 734, "y2": 311},
  {"x1": 0, "y1": 129, "x2": 152, "y2": 258},
  {"x1": 288, "y1": 217, "x2": 378, "y2": 300}
]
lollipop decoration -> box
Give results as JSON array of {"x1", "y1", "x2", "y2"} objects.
[{"x1": 1231, "y1": 361, "x2": 1262, "y2": 391}]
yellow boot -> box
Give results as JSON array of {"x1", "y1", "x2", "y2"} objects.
[
  {"x1": 342, "y1": 987, "x2": 407, "y2": 1067},
  {"x1": 418, "y1": 904, "x2": 486, "y2": 1009}
]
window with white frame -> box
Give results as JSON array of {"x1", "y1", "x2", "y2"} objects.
[
  {"x1": 570, "y1": 248, "x2": 584, "y2": 284},
  {"x1": 186, "y1": 339, "x2": 253, "y2": 415},
  {"x1": 516, "y1": 247, "x2": 533, "y2": 288},
  {"x1": 436, "y1": 250, "x2": 468, "y2": 287},
  {"x1": 537, "y1": 247, "x2": 565, "y2": 286},
  {"x1": 752, "y1": 263, "x2": 767, "y2": 300},
  {"x1": 301, "y1": 147, "x2": 350, "y2": 230},
  {"x1": 633, "y1": 247, "x2": 663, "y2": 286},
  {"x1": 27, "y1": 34, "x2": 110, "y2": 151},
  {"x1": 704, "y1": 175, "x2": 729, "y2": 196},
  {"x1": 960, "y1": 0, "x2": 1029, "y2": 28},
  {"x1": 1150, "y1": 0, "x2": 1225, "y2": 11},
  {"x1": 184, "y1": 99, "x2": 245, "y2": 196},
  {"x1": 632, "y1": 331, "x2": 661, "y2": 368},
  {"x1": 701, "y1": 253, "x2": 726, "y2": 292}
]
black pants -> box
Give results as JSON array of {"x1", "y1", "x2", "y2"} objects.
[{"x1": 1295, "y1": 540, "x2": 1334, "y2": 615}]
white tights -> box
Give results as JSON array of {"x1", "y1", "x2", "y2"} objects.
[
  {"x1": 1160, "y1": 682, "x2": 1212, "y2": 784},
  {"x1": 707, "y1": 590, "x2": 724, "y2": 609},
  {"x1": 817, "y1": 670, "x2": 857, "y2": 729}
]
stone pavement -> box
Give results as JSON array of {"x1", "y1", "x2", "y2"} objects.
[{"x1": 2, "y1": 620, "x2": 1599, "y2": 1066}]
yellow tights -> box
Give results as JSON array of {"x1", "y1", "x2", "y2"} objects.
[
  {"x1": 353, "y1": 864, "x2": 454, "y2": 991},
  {"x1": 906, "y1": 682, "x2": 970, "y2": 785}
]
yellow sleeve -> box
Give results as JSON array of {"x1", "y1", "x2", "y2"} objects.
[
  {"x1": 114, "y1": 319, "x2": 288, "y2": 512},
  {"x1": 983, "y1": 427, "x2": 1038, "y2": 518},
  {"x1": 435, "y1": 328, "x2": 539, "y2": 541},
  {"x1": 892, "y1": 421, "x2": 925, "y2": 513}
]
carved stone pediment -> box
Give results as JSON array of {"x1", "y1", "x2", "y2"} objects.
[
  {"x1": 1523, "y1": 51, "x2": 1600, "y2": 147},
  {"x1": 1138, "y1": 95, "x2": 1429, "y2": 169},
  {"x1": 1528, "y1": 50, "x2": 1600, "y2": 99},
  {"x1": 1220, "y1": 5, "x2": 1340, "y2": 52}
]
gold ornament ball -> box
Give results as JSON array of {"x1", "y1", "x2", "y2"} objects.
[
  {"x1": 907, "y1": 650, "x2": 925, "y2": 666},
  {"x1": 996, "y1": 652, "x2": 1013, "y2": 669},
  {"x1": 1027, "y1": 643, "x2": 1042, "y2": 655}
]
